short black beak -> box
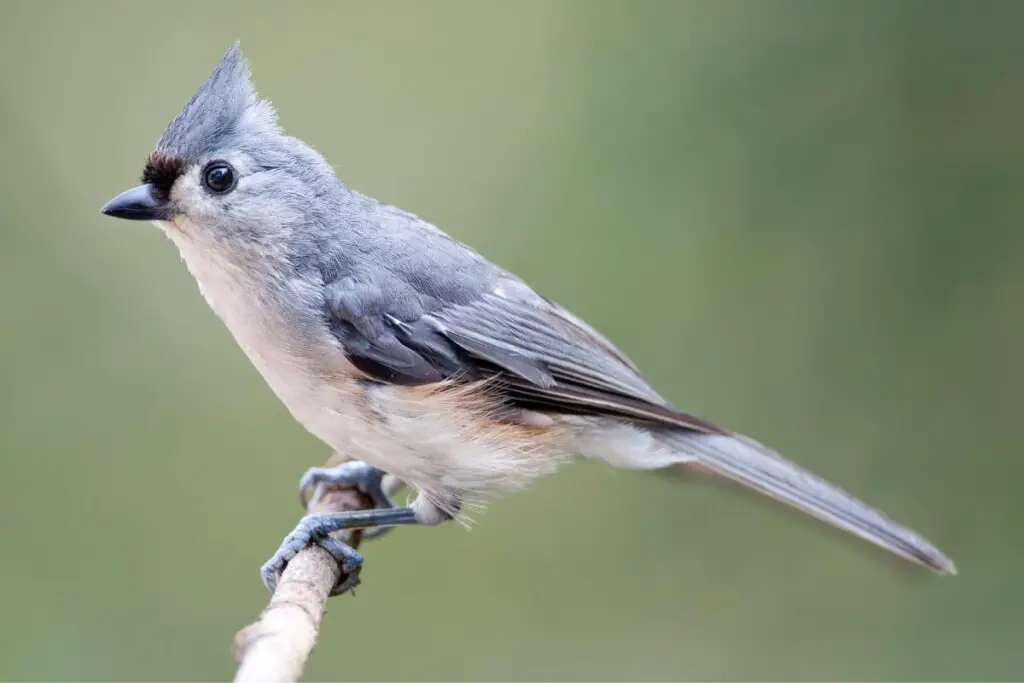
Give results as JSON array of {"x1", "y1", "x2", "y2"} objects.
[{"x1": 101, "y1": 184, "x2": 170, "y2": 221}]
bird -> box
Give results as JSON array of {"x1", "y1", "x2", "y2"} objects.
[{"x1": 101, "y1": 42, "x2": 955, "y2": 595}]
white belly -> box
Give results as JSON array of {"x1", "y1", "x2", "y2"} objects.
[
  {"x1": 247, "y1": 338, "x2": 571, "y2": 516},
  {"x1": 169, "y1": 228, "x2": 570, "y2": 512}
]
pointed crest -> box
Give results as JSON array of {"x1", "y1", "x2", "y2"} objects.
[{"x1": 155, "y1": 42, "x2": 274, "y2": 160}]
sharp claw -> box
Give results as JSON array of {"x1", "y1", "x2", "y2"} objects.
[
  {"x1": 297, "y1": 467, "x2": 327, "y2": 509},
  {"x1": 296, "y1": 462, "x2": 397, "y2": 516},
  {"x1": 320, "y1": 537, "x2": 363, "y2": 596},
  {"x1": 260, "y1": 517, "x2": 365, "y2": 596},
  {"x1": 260, "y1": 547, "x2": 294, "y2": 593},
  {"x1": 306, "y1": 483, "x2": 326, "y2": 510},
  {"x1": 260, "y1": 561, "x2": 282, "y2": 593},
  {"x1": 274, "y1": 462, "x2": 398, "y2": 593}
]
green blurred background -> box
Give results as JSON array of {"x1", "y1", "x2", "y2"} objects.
[{"x1": 0, "y1": 0, "x2": 1020, "y2": 680}]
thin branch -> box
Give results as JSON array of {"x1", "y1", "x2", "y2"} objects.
[{"x1": 233, "y1": 456, "x2": 373, "y2": 683}]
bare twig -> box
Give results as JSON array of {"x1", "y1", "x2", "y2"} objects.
[{"x1": 233, "y1": 456, "x2": 373, "y2": 683}]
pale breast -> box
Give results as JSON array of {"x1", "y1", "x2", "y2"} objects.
[
  {"x1": 164, "y1": 225, "x2": 572, "y2": 507},
  {"x1": 167, "y1": 226, "x2": 369, "y2": 450}
]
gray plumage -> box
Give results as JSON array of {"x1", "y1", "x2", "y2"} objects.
[{"x1": 103, "y1": 43, "x2": 956, "y2": 580}]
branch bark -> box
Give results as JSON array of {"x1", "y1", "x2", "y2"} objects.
[{"x1": 233, "y1": 456, "x2": 373, "y2": 683}]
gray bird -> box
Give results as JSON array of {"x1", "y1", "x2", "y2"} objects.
[{"x1": 101, "y1": 43, "x2": 955, "y2": 595}]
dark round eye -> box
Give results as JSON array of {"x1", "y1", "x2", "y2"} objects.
[{"x1": 202, "y1": 162, "x2": 236, "y2": 194}]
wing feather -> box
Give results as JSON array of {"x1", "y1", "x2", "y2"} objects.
[
  {"x1": 325, "y1": 273, "x2": 722, "y2": 434},
  {"x1": 427, "y1": 292, "x2": 723, "y2": 433}
]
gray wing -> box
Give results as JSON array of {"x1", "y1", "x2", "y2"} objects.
[{"x1": 325, "y1": 270, "x2": 721, "y2": 433}]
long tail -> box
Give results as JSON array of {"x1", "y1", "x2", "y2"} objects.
[{"x1": 660, "y1": 430, "x2": 956, "y2": 574}]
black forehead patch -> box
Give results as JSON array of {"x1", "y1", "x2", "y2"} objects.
[{"x1": 141, "y1": 151, "x2": 187, "y2": 202}]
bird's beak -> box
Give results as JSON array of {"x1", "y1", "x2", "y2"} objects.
[{"x1": 101, "y1": 184, "x2": 171, "y2": 221}]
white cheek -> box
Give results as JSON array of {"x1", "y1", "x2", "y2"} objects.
[{"x1": 171, "y1": 173, "x2": 220, "y2": 220}]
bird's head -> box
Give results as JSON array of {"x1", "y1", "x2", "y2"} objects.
[{"x1": 101, "y1": 42, "x2": 337, "y2": 248}]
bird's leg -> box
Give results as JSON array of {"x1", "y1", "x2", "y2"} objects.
[
  {"x1": 262, "y1": 491, "x2": 458, "y2": 596},
  {"x1": 298, "y1": 460, "x2": 403, "y2": 540},
  {"x1": 260, "y1": 507, "x2": 421, "y2": 596}
]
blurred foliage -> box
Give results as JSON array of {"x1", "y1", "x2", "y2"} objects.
[{"x1": 0, "y1": 0, "x2": 1021, "y2": 679}]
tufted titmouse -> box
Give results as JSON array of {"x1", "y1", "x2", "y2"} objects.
[{"x1": 101, "y1": 43, "x2": 955, "y2": 595}]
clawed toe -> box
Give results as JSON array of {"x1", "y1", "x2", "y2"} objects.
[
  {"x1": 297, "y1": 461, "x2": 395, "y2": 511},
  {"x1": 260, "y1": 517, "x2": 365, "y2": 596},
  {"x1": 319, "y1": 537, "x2": 364, "y2": 596},
  {"x1": 296, "y1": 462, "x2": 403, "y2": 543}
]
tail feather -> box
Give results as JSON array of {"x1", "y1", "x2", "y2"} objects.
[{"x1": 661, "y1": 431, "x2": 956, "y2": 574}]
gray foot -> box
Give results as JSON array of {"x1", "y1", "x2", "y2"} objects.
[
  {"x1": 260, "y1": 507, "x2": 420, "y2": 596},
  {"x1": 298, "y1": 461, "x2": 398, "y2": 540}
]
